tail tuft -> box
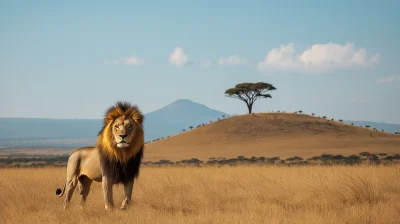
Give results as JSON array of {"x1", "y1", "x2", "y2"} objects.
[
  {"x1": 56, "y1": 188, "x2": 62, "y2": 196},
  {"x1": 56, "y1": 182, "x2": 66, "y2": 197}
]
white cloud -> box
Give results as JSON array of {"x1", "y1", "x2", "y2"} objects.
[
  {"x1": 257, "y1": 43, "x2": 300, "y2": 71},
  {"x1": 168, "y1": 47, "x2": 189, "y2": 67},
  {"x1": 104, "y1": 56, "x2": 144, "y2": 66},
  {"x1": 218, "y1": 55, "x2": 248, "y2": 66},
  {"x1": 258, "y1": 42, "x2": 380, "y2": 73},
  {"x1": 376, "y1": 74, "x2": 400, "y2": 84},
  {"x1": 122, "y1": 56, "x2": 144, "y2": 65}
]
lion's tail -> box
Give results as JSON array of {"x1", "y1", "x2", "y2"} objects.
[{"x1": 56, "y1": 182, "x2": 66, "y2": 197}]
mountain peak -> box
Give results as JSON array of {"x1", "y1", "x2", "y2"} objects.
[
  {"x1": 171, "y1": 99, "x2": 195, "y2": 104},
  {"x1": 144, "y1": 99, "x2": 229, "y2": 141},
  {"x1": 162, "y1": 99, "x2": 210, "y2": 110}
]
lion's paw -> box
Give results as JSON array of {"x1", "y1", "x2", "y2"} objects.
[
  {"x1": 120, "y1": 201, "x2": 130, "y2": 210},
  {"x1": 105, "y1": 204, "x2": 114, "y2": 211}
]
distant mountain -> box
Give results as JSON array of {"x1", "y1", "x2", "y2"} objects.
[
  {"x1": 144, "y1": 99, "x2": 229, "y2": 141},
  {"x1": 0, "y1": 99, "x2": 229, "y2": 148}
]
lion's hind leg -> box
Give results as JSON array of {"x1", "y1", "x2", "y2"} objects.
[
  {"x1": 78, "y1": 175, "x2": 93, "y2": 208},
  {"x1": 63, "y1": 177, "x2": 78, "y2": 209}
]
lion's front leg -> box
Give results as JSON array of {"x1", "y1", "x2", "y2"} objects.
[
  {"x1": 102, "y1": 175, "x2": 114, "y2": 211},
  {"x1": 120, "y1": 180, "x2": 134, "y2": 210}
]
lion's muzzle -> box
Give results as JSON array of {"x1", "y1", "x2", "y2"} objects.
[{"x1": 117, "y1": 141, "x2": 129, "y2": 148}]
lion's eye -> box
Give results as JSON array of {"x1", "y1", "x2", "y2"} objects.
[
  {"x1": 128, "y1": 125, "x2": 133, "y2": 129},
  {"x1": 114, "y1": 126, "x2": 119, "y2": 129}
]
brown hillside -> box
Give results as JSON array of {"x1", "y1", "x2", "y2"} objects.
[{"x1": 144, "y1": 113, "x2": 400, "y2": 162}]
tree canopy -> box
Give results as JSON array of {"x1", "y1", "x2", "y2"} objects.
[{"x1": 224, "y1": 82, "x2": 277, "y2": 114}]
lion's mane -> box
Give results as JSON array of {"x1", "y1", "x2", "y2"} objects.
[{"x1": 96, "y1": 101, "x2": 145, "y2": 184}]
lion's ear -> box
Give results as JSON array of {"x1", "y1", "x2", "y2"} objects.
[
  {"x1": 105, "y1": 107, "x2": 122, "y2": 124},
  {"x1": 105, "y1": 115, "x2": 114, "y2": 124},
  {"x1": 135, "y1": 115, "x2": 144, "y2": 125}
]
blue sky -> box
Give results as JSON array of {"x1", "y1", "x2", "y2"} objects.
[{"x1": 1, "y1": 0, "x2": 399, "y2": 123}]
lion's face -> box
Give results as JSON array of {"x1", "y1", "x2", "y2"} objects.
[
  {"x1": 97, "y1": 101, "x2": 144, "y2": 162},
  {"x1": 111, "y1": 116, "x2": 136, "y2": 148}
]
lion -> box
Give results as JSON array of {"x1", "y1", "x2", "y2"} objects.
[{"x1": 55, "y1": 101, "x2": 145, "y2": 211}]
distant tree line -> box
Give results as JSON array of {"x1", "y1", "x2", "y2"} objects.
[
  {"x1": 142, "y1": 152, "x2": 400, "y2": 167},
  {"x1": 2, "y1": 151, "x2": 399, "y2": 168},
  {"x1": 0, "y1": 154, "x2": 70, "y2": 168}
]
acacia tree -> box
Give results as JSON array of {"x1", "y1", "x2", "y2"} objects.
[{"x1": 224, "y1": 82, "x2": 277, "y2": 114}]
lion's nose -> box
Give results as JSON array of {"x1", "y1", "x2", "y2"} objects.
[{"x1": 119, "y1": 134, "x2": 128, "y2": 138}]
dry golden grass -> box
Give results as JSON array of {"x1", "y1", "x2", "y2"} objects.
[{"x1": 1, "y1": 165, "x2": 399, "y2": 224}]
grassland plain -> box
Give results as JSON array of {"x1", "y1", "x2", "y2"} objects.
[{"x1": 1, "y1": 165, "x2": 399, "y2": 224}]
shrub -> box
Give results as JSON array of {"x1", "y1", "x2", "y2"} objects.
[
  {"x1": 332, "y1": 155, "x2": 345, "y2": 160},
  {"x1": 359, "y1": 152, "x2": 371, "y2": 157},
  {"x1": 344, "y1": 155, "x2": 361, "y2": 164},
  {"x1": 320, "y1": 154, "x2": 334, "y2": 161},
  {"x1": 308, "y1": 156, "x2": 321, "y2": 161},
  {"x1": 286, "y1": 156, "x2": 303, "y2": 161}
]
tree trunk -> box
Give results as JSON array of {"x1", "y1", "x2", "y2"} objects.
[{"x1": 246, "y1": 102, "x2": 253, "y2": 114}]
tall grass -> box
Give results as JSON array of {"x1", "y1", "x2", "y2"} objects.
[{"x1": 0, "y1": 165, "x2": 399, "y2": 224}]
